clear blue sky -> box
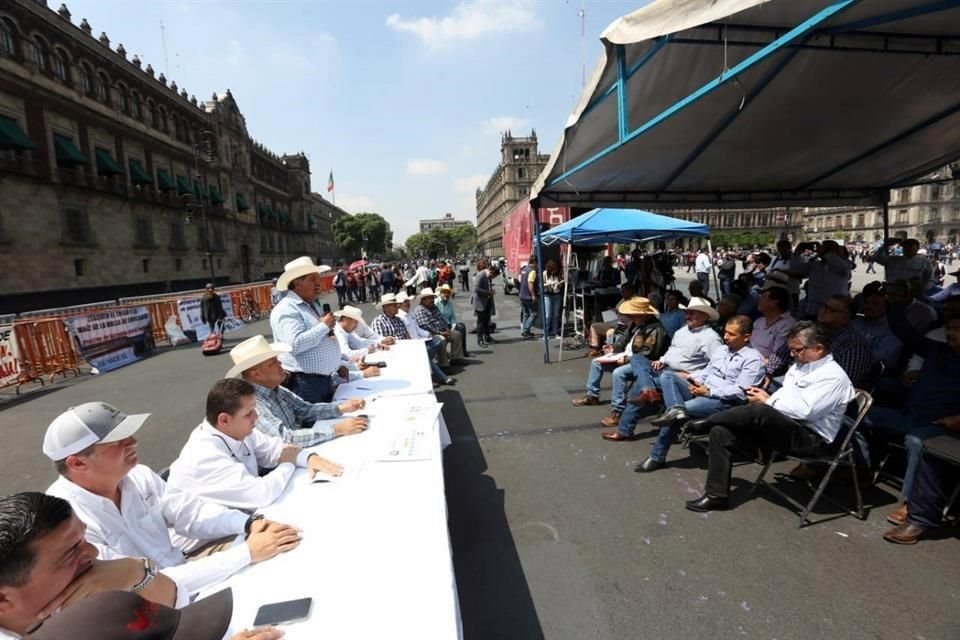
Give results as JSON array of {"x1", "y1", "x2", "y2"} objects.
[{"x1": 68, "y1": 0, "x2": 645, "y2": 242}]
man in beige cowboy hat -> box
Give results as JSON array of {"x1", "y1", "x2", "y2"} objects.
[
  {"x1": 270, "y1": 256, "x2": 378, "y2": 404},
  {"x1": 225, "y1": 335, "x2": 368, "y2": 448},
  {"x1": 572, "y1": 297, "x2": 668, "y2": 428},
  {"x1": 412, "y1": 287, "x2": 466, "y2": 366},
  {"x1": 333, "y1": 305, "x2": 392, "y2": 362}
]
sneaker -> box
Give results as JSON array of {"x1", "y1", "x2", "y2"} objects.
[{"x1": 443, "y1": 377, "x2": 457, "y2": 386}]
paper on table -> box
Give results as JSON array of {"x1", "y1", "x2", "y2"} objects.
[
  {"x1": 376, "y1": 403, "x2": 443, "y2": 462},
  {"x1": 310, "y1": 462, "x2": 364, "y2": 484},
  {"x1": 593, "y1": 352, "x2": 624, "y2": 364}
]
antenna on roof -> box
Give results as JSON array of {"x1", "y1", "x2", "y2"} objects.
[{"x1": 160, "y1": 20, "x2": 169, "y2": 75}]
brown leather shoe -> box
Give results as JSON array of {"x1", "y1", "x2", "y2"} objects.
[
  {"x1": 601, "y1": 431, "x2": 633, "y2": 442},
  {"x1": 600, "y1": 411, "x2": 622, "y2": 428},
  {"x1": 628, "y1": 388, "x2": 662, "y2": 407},
  {"x1": 882, "y1": 522, "x2": 926, "y2": 545},
  {"x1": 586, "y1": 348, "x2": 603, "y2": 357},
  {"x1": 887, "y1": 503, "x2": 909, "y2": 526},
  {"x1": 572, "y1": 395, "x2": 600, "y2": 407}
]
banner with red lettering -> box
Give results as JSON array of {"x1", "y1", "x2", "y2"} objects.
[
  {"x1": 62, "y1": 307, "x2": 155, "y2": 373},
  {"x1": 0, "y1": 325, "x2": 21, "y2": 387}
]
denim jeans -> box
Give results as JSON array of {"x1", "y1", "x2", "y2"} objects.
[
  {"x1": 650, "y1": 372, "x2": 729, "y2": 461},
  {"x1": 545, "y1": 293, "x2": 563, "y2": 336},
  {"x1": 425, "y1": 337, "x2": 448, "y2": 381},
  {"x1": 585, "y1": 360, "x2": 632, "y2": 409},
  {"x1": 521, "y1": 299, "x2": 539, "y2": 334},
  {"x1": 696, "y1": 272, "x2": 710, "y2": 296},
  {"x1": 615, "y1": 356, "x2": 666, "y2": 437},
  {"x1": 865, "y1": 406, "x2": 950, "y2": 501}
]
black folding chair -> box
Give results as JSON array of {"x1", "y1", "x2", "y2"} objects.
[
  {"x1": 753, "y1": 389, "x2": 874, "y2": 528},
  {"x1": 922, "y1": 434, "x2": 960, "y2": 522}
]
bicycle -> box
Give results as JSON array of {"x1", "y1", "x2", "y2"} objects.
[{"x1": 237, "y1": 292, "x2": 262, "y2": 323}]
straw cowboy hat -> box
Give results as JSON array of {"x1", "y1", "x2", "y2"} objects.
[
  {"x1": 276, "y1": 256, "x2": 332, "y2": 291},
  {"x1": 395, "y1": 292, "x2": 411, "y2": 304},
  {"x1": 680, "y1": 297, "x2": 720, "y2": 321},
  {"x1": 226, "y1": 335, "x2": 291, "y2": 378},
  {"x1": 419, "y1": 287, "x2": 437, "y2": 298},
  {"x1": 334, "y1": 305, "x2": 364, "y2": 322},
  {"x1": 617, "y1": 297, "x2": 659, "y2": 317},
  {"x1": 437, "y1": 284, "x2": 453, "y2": 293},
  {"x1": 378, "y1": 293, "x2": 400, "y2": 307}
]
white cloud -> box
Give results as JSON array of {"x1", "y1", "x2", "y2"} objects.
[
  {"x1": 482, "y1": 116, "x2": 531, "y2": 136},
  {"x1": 386, "y1": 0, "x2": 541, "y2": 50},
  {"x1": 406, "y1": 158, "x2": 448, "y2": 176},
  {"x1": 336, "y1": 194, "x2": 377, "y2": 213},
  {"x1": 454, "y1": 174, "x2": 489, "y2": 193}
]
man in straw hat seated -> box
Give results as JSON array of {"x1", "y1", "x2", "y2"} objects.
[
  {"x1": 413, "y1": 288, "x2": 466, "y2": 367},
  {"x1": 166, "y1": 378, "x2": 345, "y2": 511},
  {"x1": 372, "y1": 293, "x2": 456, "y2": 386},
  {"x1": 333, "y1": 306, "x2": 393, "y2": 362},
  {"x1": 270, "y1": 256, "x2": 379, "y2": 404},
  {"x1": 572, "y1": 297, "x2": 667, "y2": 428},
  {"x1": 224, "y1": 336, "x2": 368, "y2": 448},
  {"x1": 603, "y1": 297, "x2": 723, "y2": 442},
  {"x1": 44, "y1": 404, "x2": 300, "y2": 605}
]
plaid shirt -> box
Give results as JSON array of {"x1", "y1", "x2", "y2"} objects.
[
  {"x1": 372, "y1": 313, "x2": 410, "y2": 339},
  {"x1": 270, "y1": 290, "x2": 348, "y2": 376},
  {"x1": 252, "y1": 382, "x2": 342, "y2": 447},
  {"x1": 413, "y1": 304, "x2": 449, "y2": 335}
]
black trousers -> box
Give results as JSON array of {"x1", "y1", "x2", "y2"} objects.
[
  {"x1": 704, "y1": 403, "x2": 826, "y2": 498},
  {"x1": 909, "y1": 453, "x2": 960, "y2": 529},
  {"x1": 475, "y1": 308, "x2": 492, "y2": 344},
  {"x1": 283, "y1": 371, "x2": 334, "y2": 404}
]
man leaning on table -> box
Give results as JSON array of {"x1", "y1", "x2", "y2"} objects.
[
  {"x1": 228, "y1": 335, "x2": 368, "y2": 447},
  {"x1": 43, "y1": 402, "x2": 301, "y2": 603},
  {"x1": 270, "y1": 256, "x2": 380, "y2": 404},
  {"x1": 166, "y1": 379, "x2": 346, "y2": 511},
  {"x1": 333, "y1": 305, "x2": 387, "y2": 362}
]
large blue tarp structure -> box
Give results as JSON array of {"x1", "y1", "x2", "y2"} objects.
[{"x1": 539, "y1": 208, "x2": 710, "y2": 246}]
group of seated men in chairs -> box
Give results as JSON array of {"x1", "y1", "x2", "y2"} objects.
[{"x1": 571, "y1": 260, "x2": 960, "y2": 545}]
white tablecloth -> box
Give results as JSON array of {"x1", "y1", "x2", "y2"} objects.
[{"x1": 206, "y1": 341, "x2": 462, "y2": 639}]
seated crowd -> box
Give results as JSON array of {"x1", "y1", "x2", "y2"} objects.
[
  {"x1": 573, "y1": 240, "x2": 960, "y2": 545},
  {"x1": 0, "y1": 254, "x2": 479, "y2": 639}
]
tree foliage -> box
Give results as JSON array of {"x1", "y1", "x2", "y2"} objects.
[
  {"x1": 405, "y1": 224, "x2": 477, "y2": 259},
  {"x1": 333, "y1": 212, "x2": 393, "y2": 259}
]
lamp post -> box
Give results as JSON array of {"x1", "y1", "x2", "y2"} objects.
[{"x1": 188, "y1": 130, "x2": 216, "y2": 284}]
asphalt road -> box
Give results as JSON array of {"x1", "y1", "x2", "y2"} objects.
[{"x1": 1, "y1": 275, "x2": 958, "y2": 640}]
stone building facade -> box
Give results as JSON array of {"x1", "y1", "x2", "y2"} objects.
[
  {"x1": 0, "y1": 0, "x2": 346, "y2": 313},
  {"x1": 474, "y1": 130, "x2": 549, "y2": 254},
  {"x1": 419, "y1": 212, "x2": 470, "y2": 234},
  {"x1": 668, "y1": 208, "x2": 806, "y2": 249}
]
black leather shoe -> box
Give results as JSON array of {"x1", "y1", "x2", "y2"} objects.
[
  {"x1": 634, "y1": 457, "x2": 664, "y2": 473},
  {"x1": 685, "y1": 495, "x2": 729, "y2": 512},
  {"x1": 651, "y1": 406, "x2": 688, "y2": 427},
  {"x1": 683, "y1": 418, "x2": 713, "y2": 436}
]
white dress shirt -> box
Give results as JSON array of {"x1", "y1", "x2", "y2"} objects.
[
  {"x1": 660, "y1": 324, "x2": 723, "y2": 373},
  {"x1": 47, "y1": 465, "x2": 249, "y2": 600},
  {"x1": 765, "y1": 354, "x2": 855, "y2": 443},
  {"x1": 398, "y1": 308, "x2": 431, "y2": 339},
  {"x1": 334, "y1": 323, "x2": 375, "y2": 360},
  {"x1": 695, "y1": 253, "x2": 712, "y2": 274},
  {"x1": 166, "y1": 421, "x2": 314, "y2": 511}
]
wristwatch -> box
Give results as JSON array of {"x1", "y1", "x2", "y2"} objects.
[
  {"x1": 131, "y1": 558, "x2": 158, "y2": 593},
  {"x1": 244, "y1": 513, "x2": 265, "y2": 537}
]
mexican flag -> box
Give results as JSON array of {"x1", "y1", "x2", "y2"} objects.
[{"x1": 327, "y1": 170, "x2": 334, "y2": 193}]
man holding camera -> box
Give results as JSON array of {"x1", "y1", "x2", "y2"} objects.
[
  {"x1": 874, "y1": 238, "x2": 933, "y2": 289},
  {"x1": 786, "y1": 240, "x2": 852, "y2": 319}
]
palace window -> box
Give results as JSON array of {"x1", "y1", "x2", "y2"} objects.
[
  {"x1": 0, "y1": 19, "x2": 16, "y2": 58},
  {"x1": 52, "y1": 48, "x2": 69, "y2": 83},
  {"x1": 32, "y1": 36, "x2": 48, "y2": 72},
  {"x1": 79, "y1": 63, "x2": 92, "y2": 95},
  {"x1": 96, "y1": 72, "x2": 109, "y2": 102}
]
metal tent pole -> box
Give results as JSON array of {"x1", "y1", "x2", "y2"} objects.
[
  {"x1": 707, "y1": 238, "x2": 720, "y2": 297},
  {"x1": 533, "y1": 207, "x2": 550, "y2": 364},
  {"x1": 558, "y1": 245, "x2": 571, "y2": 362}
]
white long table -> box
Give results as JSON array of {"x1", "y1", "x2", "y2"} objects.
[{"x1": 206, "y1": 340, "x2": 462, "y2": 639}]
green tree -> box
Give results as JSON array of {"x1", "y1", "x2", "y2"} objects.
[
  {"x1": 448, "y1": 224, "x2": 477, "y2": 255},
  {"x1": 333, "y1": 212, "x2": 392, "y2": 259},
  {"x1": 405, "y1": 232, "x2": 431, "y2": 257}
]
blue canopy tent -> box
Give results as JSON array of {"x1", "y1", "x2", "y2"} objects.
[{"x1": 533, "y1": 208, "x2": 711, "y2": 362}]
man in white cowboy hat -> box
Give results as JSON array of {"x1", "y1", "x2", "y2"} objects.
[
  {"x1": 398, "y1": 291, "x2": 457, "y2": 385},
  {"x1": 572, "y1": 297, "x2": 668, "y2": 428},
  {"x1": 396, "y1": 292, "x2": 431, "y2": 339},
  {"x1": 603, "y1": 297, "x2": 723, "y2": 442},
  {"x1": 225, "y1": 335, "x2": 368, "y2": 448},
  {"x1": 270, "y1": 256, "x2": 378, "y2": 404},
  {"x1": 333, "y1": 305, "x2": 391, "y2": 361},
  {"x1": 412, "y1": 287, "x2": 465, "y2": 366},
  {"x1": 44, "y1": 403, "x2": 301, "y2": 603},
  {"x1": 166, "y1": 378, "x2": 345, "y2": 511}
]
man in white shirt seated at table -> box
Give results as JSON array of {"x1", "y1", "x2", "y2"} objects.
[
  {"x1": 228, "y1": 335, "x2": 368, "y2": 447},
  {"x1": 167, "y1": 379, "x2": 345, "y2": 511},
  {"x1": 682, "y1": 321, "x2": 856, "y2": 512},
  {"x1": 44, "y1": 402, "x2": 300, "y2": 602},
  {"x1": 333, "y1": 305, "x2": 390, "y2": 362},
  {"x1": 0, "y1": 492, "x2": 184, "y2": 640}
]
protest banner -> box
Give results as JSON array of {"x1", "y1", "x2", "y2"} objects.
[
  {"x1": 0, "y1": 325, "x2": 21, "y2": 387},
  {"x1": 177, "y1": 294, "x2": 244, "y2": 341},
  {"x1": 62, "y1": 306, "x2": 155, "y2": 373}
]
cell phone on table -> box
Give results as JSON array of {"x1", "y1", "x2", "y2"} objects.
[
  {"x1": 322, "y1": 303, "x2": 332, "y2": 315},
  {"x1": 253, "y1": 597, "x2": 313, "y2": 626},
  {"x1": 366, "y1": 361, "x2": 387, "y2": 368}
]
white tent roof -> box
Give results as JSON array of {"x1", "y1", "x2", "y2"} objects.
[{"x1": 530, "y1": 0, "x2": 960, "y2": 210}]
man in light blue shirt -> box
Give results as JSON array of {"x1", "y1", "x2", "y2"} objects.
[
  {"x1": 635, "y1": 315, "x2": 765, "y2": 472},
  {"x1": 851, "y1": 290, "x2": 902, "y2": 370}
]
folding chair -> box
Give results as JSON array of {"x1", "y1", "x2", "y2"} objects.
[
  {"x1": 922, "y1": 434, "x2": 960, "y2": 523},
  {"x1": 753, "y1": 389, "x2": 874, "y2": 528}
]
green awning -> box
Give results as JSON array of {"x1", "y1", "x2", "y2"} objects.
[
  {"x1": 176, "y1": 175, "x2": 194, "y2": 196},
  {"x1": 0, "y1": 116, "x2": 36, "y2": 150},
  {"x1": 157, "y1": 169, "x2": 174, "y2": 191},
  {"x1": 236, "y1": 193, "x2": 250, "y2": 211},
  {"x1": 194, "y1": 181, "x2": 208, "y2": 199},
  {"x1": 53, "y1": 134, "x2": 88, "y2": 166},
  {"x1": 128, "y1": 159, "x2": 153, "y2": 185},
  {"x1": 95, "y1": 148, "x2": 124, "y2": 176},
  {"x1": 209, "y1": 185, "x2": 225, "y2": 204}
]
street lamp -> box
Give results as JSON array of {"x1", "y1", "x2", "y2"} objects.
[{"x1": 186, "y1": 129, "x2": 217, "y2": 284}]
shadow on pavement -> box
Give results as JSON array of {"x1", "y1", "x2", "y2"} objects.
[{"x1": 438, "y1": 389, "x2": 544, "y2": 640}]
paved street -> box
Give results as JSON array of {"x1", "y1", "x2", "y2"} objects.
[{"x1": 1, "y1": 277, "x2": 958, "y2": 640}]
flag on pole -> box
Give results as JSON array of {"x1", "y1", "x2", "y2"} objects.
[{"x1": 327, "y1": 170, "x2": 334, "y2": 193}]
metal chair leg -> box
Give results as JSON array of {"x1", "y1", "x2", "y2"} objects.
[{"x1": 753, "y1": 456, "x2": 776, "y2": 493}]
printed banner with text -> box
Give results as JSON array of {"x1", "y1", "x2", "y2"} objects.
[
  {"x1": 62, "y1": 307, "x2": 155, "y2": 373},
  {"x1": 0, "y1": 325, "x2": 21, "y2": 387},
  {"x1": 176, "y1": 294, "x2": 245, "y2": 341}
]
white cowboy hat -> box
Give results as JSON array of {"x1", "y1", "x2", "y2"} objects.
[
  {"x1": 276, "y1": 256, "x2": 331, "y2": 291},
  {"x1": 437, "y1": 284, "x2": 453, "y2": 293},
  {"x1": 680, "y1": 297, "x2": 720, "y2": 321},
  {"x1": 226, "y1": 335, "x2": 291, "y2": 378},
  {"x1": 395, "y1": 292, "x2": 411, "y2": 304},
  {"x1": 378, "y1": 293, "x2": 399, "y2": 306},
  {"x1": 419, "y1": 287, "x2": 437, "y2": 298},
  {"x1": 334, "y1": 305, "x2": 364, "y2": 322}
]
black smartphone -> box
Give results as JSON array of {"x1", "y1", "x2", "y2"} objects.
[
  {"x1": 322, "y1": 303, "x2": 331, "y2": 315},
  {"x1": 253, "y1": 598, "x2": 313, "y2": 626},
  {"x1": 368, "y1": 361, "x2": 386, "y2": 368}
]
